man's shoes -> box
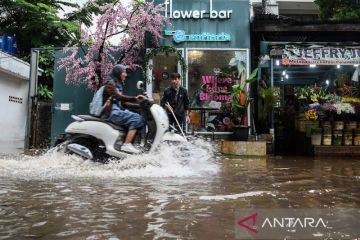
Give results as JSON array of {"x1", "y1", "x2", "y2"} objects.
[{"x1": 120, "y1": 143, "x2": 141, "y2": 154}]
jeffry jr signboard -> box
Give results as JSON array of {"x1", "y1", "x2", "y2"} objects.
[
  {"x1": 282, "y1": 45, "x2": 360, "y2": 65},
  {"x1": 164, "y1": 0, "x2": 233, "y2": 19}
]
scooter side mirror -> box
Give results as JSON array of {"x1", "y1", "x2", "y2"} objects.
[{"x1": 137, "y1": 81, "x2": 144, "y2": 90}]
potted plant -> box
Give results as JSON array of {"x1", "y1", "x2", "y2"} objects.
[
  {"x1": 229, "y1": 68, "x2": 258, "y2": 141},
  {"x1": 259, "y1": 87, "x2": 277, "y2": 120}
]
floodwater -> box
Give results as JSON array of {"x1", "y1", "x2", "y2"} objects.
[{"x1": 0, "y1": 139, "x2": 360, "y2": 239}]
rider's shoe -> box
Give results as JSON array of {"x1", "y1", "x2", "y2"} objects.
[{"x1": 121, "y1": 143, "x2": 141, "y2": 154}]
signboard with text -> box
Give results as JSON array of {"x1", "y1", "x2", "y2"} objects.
[
  {"x1": 199, "y1": 76, "x2": 232, "y2": 102},
  {"x1": 164, "y1": 30, "x2": 231, "y2": 43},
  {"x1": 164, "y1": 0, "x2": 232, "y2": 19},
  {"x1": 282, "y1": 45, "x2": 360, "y2": 65}
]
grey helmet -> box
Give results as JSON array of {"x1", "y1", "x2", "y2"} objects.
[{"x1": 109, "y1": 64, "x2": 127, "y2": 82}]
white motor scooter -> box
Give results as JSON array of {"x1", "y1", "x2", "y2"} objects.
[{"x1": 56, "y1": 86, "x2": 186, "y2": 162}]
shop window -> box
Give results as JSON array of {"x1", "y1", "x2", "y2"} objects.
[{"x1": 187, "y1": 49, "x2": 249, "y2": 132}]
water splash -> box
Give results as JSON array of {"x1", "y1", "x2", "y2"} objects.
[
  {"x1": 0, "y1": 138, "x2": 218, "y2": 180},
  {"x1": 199, "y1": 191, "x2": 275, "y2": 201}
]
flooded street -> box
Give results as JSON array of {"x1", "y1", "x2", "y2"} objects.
[{"x1": 1, "y1": 140, "x2": 360, "y2": 239}]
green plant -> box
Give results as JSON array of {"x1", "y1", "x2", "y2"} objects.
[
  {"x1": 205, "y1": 115, "x2": 217, "y2": 130},
  {"x1": 295, "y1": 86, "x2": 313, "y2": 100},
  {"x1": 38, "y1": 84, "x2": 53, "y2": 100},
  {"x1": 315, "y1": 0, "x2": 360, "y2": 20},
  {"x1": 228, "y1": 57, "x2": 246, "y2": 79},
  {"x1": 259, "y1": 87, "x2": 277, "y2": 119},
  {"x1": 39, "y1": 46, "x2": 55, "y2": 78},
  {"x1": 229, "y1": 68, "x2": 258, "y2": 125}
]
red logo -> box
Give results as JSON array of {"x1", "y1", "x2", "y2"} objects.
[{"x1": 238, "y1": 213, "x2": 258, "y2": 233}]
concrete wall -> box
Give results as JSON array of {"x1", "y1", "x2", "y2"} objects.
[
  {"x1": 0, "y1": 50, "x2": 30, "y2": 154},
  {"x1": 0, "y1": 71, "x2": 29, "y2": 154},
  {"x1": 250, "y1": 0, "x2": 318, "y2": 17}
]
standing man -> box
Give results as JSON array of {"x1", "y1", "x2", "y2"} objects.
[{"x1": 160, "y1": 73, "x2": 190, "y2": 131}]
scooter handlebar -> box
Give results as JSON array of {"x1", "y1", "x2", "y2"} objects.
[{"x1": 139, "y1": 99, "x2": 154, "y2": 111}]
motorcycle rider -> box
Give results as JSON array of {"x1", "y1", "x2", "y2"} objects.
[{"x1": 102, "y1": 64, "x2": 147, "y2": 154}]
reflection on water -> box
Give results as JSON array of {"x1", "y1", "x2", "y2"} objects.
[{"x1": 1, "y1": 141, "x2": 360, "y2": 239}]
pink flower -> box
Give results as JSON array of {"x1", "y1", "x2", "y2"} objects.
[
  {"x1": 58, "y1": 1, "x2": 170, "y2": 90},
  {"x1": 223, "y1": 117, "x2": 231, "y2": 125}
]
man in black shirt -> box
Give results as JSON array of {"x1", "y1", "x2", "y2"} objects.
[{"x1": 160, "y1": 73, "x2": 190, "y2": 131}]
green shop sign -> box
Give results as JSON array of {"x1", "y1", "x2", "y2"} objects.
[{"x1": 164, "y1": 30, "x2": 231, "y2": 43}]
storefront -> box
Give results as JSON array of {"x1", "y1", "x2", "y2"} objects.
[
  {"x1": 148, "y1": 0, "x2": 251, "y2": 135},
  {"x1": 257, "y1": 42, "x2": 360, "y2": 155}
]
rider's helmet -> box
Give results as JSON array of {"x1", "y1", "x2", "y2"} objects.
[{"x1": 109, "y1": 64, "x2": 127, "y2": 82}]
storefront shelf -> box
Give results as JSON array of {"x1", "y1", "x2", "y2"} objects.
[{"x1": 314, "y1": 146, "x2": 360, "y2": 157}]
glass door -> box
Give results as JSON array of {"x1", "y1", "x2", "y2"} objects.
[{"x1": 146, "y1": 50, "x2": 184, "y2": 104}]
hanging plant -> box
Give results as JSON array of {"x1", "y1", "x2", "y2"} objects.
[{"x1": 143, "y1": 46, "x2": 187, "y2": 83}]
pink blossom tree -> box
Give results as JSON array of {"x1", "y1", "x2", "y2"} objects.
[{"x1": 59, "y1": 0, "x2": 169, "y2": 90}]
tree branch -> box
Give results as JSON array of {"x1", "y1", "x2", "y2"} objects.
[
  {"x1": 95, "y1": 19, "x2": 110, "y2": 89},
  {"x1": 106, "y1": 27, "x2": 128, "y2": 38},
  {"x1": 117, "y1": 41, "x2": 136, "y2": 64}
]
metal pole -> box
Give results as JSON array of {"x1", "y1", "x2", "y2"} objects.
[
  {"x1": 146, "y1": 58, "x2": 153, "y2": 100},
  {"x1": 25, "y1": 49, "x2": 39, "y2": 149},
  {"x1": 270, "y1": 58, "x2": 274, "y2": 129},
  {"x1": 166, "y1": 102, "x2": 187, "y2": 140}
]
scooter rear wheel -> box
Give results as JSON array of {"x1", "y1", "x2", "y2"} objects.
[{"x1": 56, "y1": 135, "x2": 110, "y2": 163}]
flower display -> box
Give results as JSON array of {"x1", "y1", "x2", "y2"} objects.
[
  {"x1": 352, "y1": 102, "x2": 360, "y2": 114},
  {"x1": 295, "y1": 86, "x2": 328, "y2": 104},
  {"x1": 333, "y1": 103, "x2": 355, "y2": 115},
  {"x1": 325, "y1": 94, "x2": 342, "y2": 104},
  {"x1": 305, "y1": 109, "x2": 318, "y2": 120},
  {"x1": 320, "y1": 103, "x2": 336, "y2": 113},
  {"x1": 309, "y1": 103, "x2": 320, "y2": 109},
  {"x1": 296, "y1": 82, "x2": 359, "y2": 133},
  {"x1": 342, "y1": 97, "x2": 360, "y2": 103},
  {"x1": 295, "y1": 86, "x2": 313, "y2": 100}
]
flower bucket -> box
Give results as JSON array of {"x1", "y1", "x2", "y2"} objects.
[
  {"x1": 303, "y1": 120, "x2": 318, "y2": 134},
  {"x1": 334, "y1": 121, "x2": 344, "y2": 130},
  {"x1": 345, "y1": 121, "x2": 357, "y2": 130},
  {"x1": 322, "y1": 121, "x2": 332, "y2": 129},
  {"x1": 344, "y1": 130, "x2": 353, "y2": 146},
  {"x1": 295, "y1": 113, "x2": 305, "y2": 131},
  {"x1": 354, "y1": 129, "x2": 360, "y2": 146},
  {"x1": 322, "y1": 129, "x2": 332, "y2": 146},
  {"x1": 298, "y1": 119, "x2": 306, "y2": 132},
  {"x1": 333, "y1": 130, "x2": 343, "y2": 146},
  {"x1": 232, "y1": 126, "x2": 250, "y2": 141},
  {"x1": 311, "y1": 128, "x2": 322, "y2": 146}
]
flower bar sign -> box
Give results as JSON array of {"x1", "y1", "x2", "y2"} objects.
[
  {"x1": 164, "y1": 30, "x2": 231, "y2": 43},
  {"x1": 164, "y1": 0, "x2": 232, "y2": 19},
  {"x1": 282, "y1": 45, "x2": 360, "y2": 65}
]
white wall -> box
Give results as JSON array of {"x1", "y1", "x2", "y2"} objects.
[
  {"x1": 250, "y1": 0, "x2": 318, "y2": 17},
  {"x1": 250, "y1": 0, "x2": 279, "y2": 16},
  {"x1": 0, "y1": 54, "x2": 30, "y2": 154}
]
